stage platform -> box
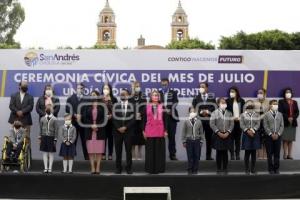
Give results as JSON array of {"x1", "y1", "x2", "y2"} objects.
[{"x1": 1, "y1": 160, "x2": 300, "y2": 200}]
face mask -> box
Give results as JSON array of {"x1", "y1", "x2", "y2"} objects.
[
  {"x1": 151, "y1": 96, "x2": 159, "y2": 102},
  {"x1": 246, "y1": 105, "x2": 254, "y2": 110},
  {"x1": 45, "y1": 109, "x2": 52, "y2": 115},
  {"x1": 272, "y1": 105, "x2": 278, "y2": 111},
  {"x1": 120, "y1": 96, "x2": 127, "y2": 101},
  {"x1": 257, "y1": 94, "x2": 264, "y2": 99},
  {"x1": 199, "y1": 88, "x2": 206, "y2": 94},
  {"x1": 285, "y1": 92, "x2": 292, "y2": 99},
  {"x1": 77, "y1": 88, "x2": 83, "y2": 95},
  {"x1": 161, "y1": 85, "x2": 168, "y2": 92},
  {"x1": 20, "y1": 86, "x2": 28, "y2": 93},
  {"x1": 230, "y1": 92, "x2": 236, "y2": 98},
  {"x1": 14, "y1": 124, "x2": 21, "y2": 130},
  {"x1": 103, "y1": 89, "x2": 110, "y2": 96},
  {"x1": 135, "y1": 87, "x2": 141, "y2": 93},
  {"x1": 189, "y1": 112, "x2": 197, "y2": 119},
  {"x1": 45, "y1": 90, "x2": 53, "y2": 97},
  {"x1": 65, "y1": 120, "x2": 72, "y2": 126},
  {"x1": 220, "y1": 104, "x2": 227, "y2": 110}
]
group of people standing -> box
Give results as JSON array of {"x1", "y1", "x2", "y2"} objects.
[{"x1": 6, "y1": 79, "x2": 299, "y2": 175}]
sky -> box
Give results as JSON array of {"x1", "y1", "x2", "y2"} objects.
[{"x1": 14, "y1": 0, "x2": 300, "y2": 49}]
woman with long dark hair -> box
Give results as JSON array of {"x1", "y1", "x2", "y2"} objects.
[
  {"x1": 100, "y1": 83, "x2": 117, "y2": 160},
  {"x1": 226, "y1": 86, "x2": 245, "y2": 160}
]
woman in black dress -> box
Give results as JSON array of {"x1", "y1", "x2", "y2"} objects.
[
  {"x1": 130, "y1": 81, "x2": 147, "y2": 160},
  {"x1": 101, "y1": 83, "x2": 117, "y2": 160}
]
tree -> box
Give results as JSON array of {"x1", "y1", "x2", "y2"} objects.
[
  {"x1": 166, "y1": 38, "x2": 215, "y2": 49},
  {"x1": 219, "y1": 30, "x2": 299, "y2": 50},
  {"x1": 0, "y1": 0, "x2": 25, "y2": 47}
]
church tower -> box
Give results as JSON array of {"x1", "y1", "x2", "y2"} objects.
[
  {"x1": 171, "y1": 0, "x2": 189, "y2": 41},
  {"x1": 97, "y1": 0, "x2": 116, "y2": 46}
]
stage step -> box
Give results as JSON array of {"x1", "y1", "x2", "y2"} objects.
[{"x1": 25, "y1": 159, "x2": 300, "y2": 173}]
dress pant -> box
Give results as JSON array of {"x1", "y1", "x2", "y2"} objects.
[
  {"x1": 265, "y1": 136, "x2": 281, "y2": 172},
  {"x1": 74, "y1": 124, "x2": 89, "y2": 160},
  {"x1": 6, "y1": 142, "x2": 23, "y2": 159},
  {"x1": 202, "y1": 120, "x2": 213, "y2": 159},
  {"x1": 114, "y1": 132, "x2": 132, "y2": 171},
  {"x1": 166, "y1": 117, "x2": 177, "y2": 158},
  {"x1": 145, "y1": 137, "x2": 166, "y2": 174},
  {"x1": 104, "y1": 120, "x2": 114, "y2": 157},
  {"x1": 186, "y1": 139, "x2": 201, "y2": 172},
  {"x1": 230, "y1": 121, "x2": 242, "y2": 157}
]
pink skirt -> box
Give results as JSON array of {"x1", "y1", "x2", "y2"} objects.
[{"x1": 86, "y1": 131, "x2": 105, "y2": 154}]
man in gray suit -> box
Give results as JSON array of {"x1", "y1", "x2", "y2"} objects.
[
  {"x1": 8, "y1": 81, "x2": 34, "y2": 138},
  {"x1": 263, "y1": 99, "x2": 284, "y2": 174}
]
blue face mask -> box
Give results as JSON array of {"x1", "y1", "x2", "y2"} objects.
[{"x1": 161, "y1": 85, "x2": 169, "y2": 92}]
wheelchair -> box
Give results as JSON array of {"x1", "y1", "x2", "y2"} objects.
[{"x1": 0, "y1": 136, "x2": 31, "y2": 173}]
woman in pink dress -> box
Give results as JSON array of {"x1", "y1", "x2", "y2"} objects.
[{"x1": 84, "y1": 91, "x2": 107, "y2": 174}]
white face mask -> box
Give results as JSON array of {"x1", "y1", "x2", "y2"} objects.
[
  {"x1": 77, "y1": 88, "x2": 83, "y2": 95},
  {"x1": 272, "y1": 105, "x2": 278, "y2": 111},
  {"x1": 103, "y1": 89, "x2": 110, "y2": 96},
  {"x1": 257, "y1": 94, "x2": 264, "y2": 100},
  {"x1": 45, "y1": 90, "x2": 53, "y2": 97},
  {"x1": 135, "y1": 87, "x2": 141, "y2": 93},
  {"x1": 230, "y1": 92, "x2": 236, "y2": 98},
  {"x1": 65, "y1": 120, "x2": 72, "y2": 126},
  {"x1": 189, "y1": 112, "x2": 197, "y2": 119},
  {"x1": 199, "y1": 88, "x2": 206, "y2": 94},
  {"x1": 220, "y1": 104, "x2": 227, "y2": 110},
  {"x1": 285, "y1": 92, "x2": 292, "y2": 99}
]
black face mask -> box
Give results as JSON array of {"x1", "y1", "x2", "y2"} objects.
[
  {"x1": 45, "y1": 109, "x2": 51, "y2": 115},
  {"x1": 120, "y1": 96, "x2": 127, "y2": 101},
  {"x1": 14, "y1": 125, "x2": 21, "y2": 129},
  {"x1": 20, "y1": 86, "x2": 28, "y2": 93},
  {"x1": 246, "y1": 105, "x2": 254, "y2": 110}
]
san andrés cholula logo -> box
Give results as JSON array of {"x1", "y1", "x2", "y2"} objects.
[{"x1": 24, "y1": 51, "x2": 80, "y2": 67}]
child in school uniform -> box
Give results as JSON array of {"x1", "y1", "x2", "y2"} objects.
[
  {"x1": 263, "y1": 99, "x2": 284, "y2": 174},
  {"x1": 59, "y1": 113, "x2": 77, "y2": 174},
  {"x1": 240, "y1": 100, "x2": 261, "y2": 174},
  {"x1": 6, "y1": 120, "x2": 26, "y2": 161},
  {"x1": 210, "y1": 97, "x2": 234, "y2": 175},
  {"x1": 39, "y1": 104, "x2": 59, "y2": 174},
  {"x1": 182, "y1": 107, "x2": 204, "y2": 174}
]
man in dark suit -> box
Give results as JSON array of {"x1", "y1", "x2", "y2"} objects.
[
  {"x1": 159, "y1": 78, "x2": 179, "y2": 160},
  {"x1": 65, "y1": 83, "x2": 89, "y2": 160},
  {"x1": 8, "y1": 81, "x2": 34, "y2": 138},
  {"x1": 192, "y1": 82, "x2": 217, "y2": 160},
  {"x1": 113, "y1": 89, "x2": 135, "y2": 174}
]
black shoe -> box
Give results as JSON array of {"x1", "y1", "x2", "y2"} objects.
[
  {"x1": 170, "y1": 156, "x2": 178, "y2": 161},
  {"x1": 287, "y1": 156, "x2": 293, "y2": 160},
  {"x1": 115, "y1": 169, "x2": 122, "y2": 174},
  {"x1": 245, "y1": 169, "x2": 250, "y2": 175},
  {"x1": 269, "y1": 170, "x2": 275, "y2": 175},
  {"x1": 126, "y1": 169, "x2": 133, "y2": 174},
  {"x1": 206, "y1": 157, "x2": 214, "y2": 161},
  {"x1": 236, "y1": 155, "x2": 240, "y2": 160},
  {"x1": 274, "y1": 170, "x2": 280, "y2": 174},
  {"x1": 230, "y1": 155, "x2": 235, "y2": 160}
]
